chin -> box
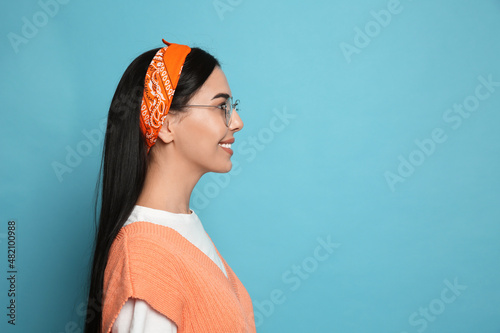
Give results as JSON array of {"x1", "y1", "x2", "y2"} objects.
[{"x1": 215, "y1": 160, "x2": 232, "y2": 173}]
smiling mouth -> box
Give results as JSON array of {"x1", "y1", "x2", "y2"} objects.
[{"x1": 218, "y1": 142, "x2": 233, "y2": 155}]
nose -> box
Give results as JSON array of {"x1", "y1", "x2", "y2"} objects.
[{"x1": 229, "y1": 110, "x2": 243, "y2": 132}]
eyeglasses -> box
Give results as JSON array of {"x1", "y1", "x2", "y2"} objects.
[{"x1": 185, "y1": 97, "x2": 240, "y2": 127}]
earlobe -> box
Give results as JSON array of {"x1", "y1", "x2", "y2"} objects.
[{"x1": 157, "y1": 116, "x2": 175, "y2": 144}]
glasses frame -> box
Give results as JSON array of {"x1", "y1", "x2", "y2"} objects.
[{"x1": 184, "y1": 97, "x2": 240, "y2": 127}]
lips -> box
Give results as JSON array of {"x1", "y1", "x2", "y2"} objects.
[
  {"x1": 219, "y1": 138, "x2": 234, "y2": 155},
  {"x1": 219, "y1": 138, "x2": 235, "y2": 144}
]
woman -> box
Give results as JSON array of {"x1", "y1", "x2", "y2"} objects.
[{"x1": 85, "y1": 39, "x2": 256, "y2": 333}]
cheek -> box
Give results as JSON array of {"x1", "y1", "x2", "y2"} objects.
[{"x1": 177, "y1": 116, "x2": 224, "y2": 156}]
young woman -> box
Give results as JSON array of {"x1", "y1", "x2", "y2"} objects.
[{"x1": 85, "y1": 39, "x2": 256, "y2": 333}]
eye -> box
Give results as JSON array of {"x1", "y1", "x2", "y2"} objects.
[{"x1": 218, "y1": 102, "x2": 228, "y2": 112}]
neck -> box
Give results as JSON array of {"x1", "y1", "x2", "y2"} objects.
[{"x1": 136, "y1": 151, "x2": 204, "y2": 214}]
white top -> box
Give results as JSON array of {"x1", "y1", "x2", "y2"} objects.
[{"x1": 111, "y1": 205, "x2": 228, "y2": 333}]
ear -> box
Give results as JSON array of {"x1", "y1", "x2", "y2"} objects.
[{"x1": 157, "y1": 114, "x2": 176, "y2": 144}]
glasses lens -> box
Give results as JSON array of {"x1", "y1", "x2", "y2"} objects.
[
  {"x1": 225, "y1": 97, "x2": 240, "y2": 126},
  {"x1": 225, "y1": 97, "x2": 232, "y2": 126}
]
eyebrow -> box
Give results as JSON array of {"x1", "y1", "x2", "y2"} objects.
[{"x1": 211, "y1": 93, "x2": 231, "y2": 100}]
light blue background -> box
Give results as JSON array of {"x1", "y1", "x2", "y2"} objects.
[{"x1": 1, "y1": 0, "x2": 499, "y2": 332}]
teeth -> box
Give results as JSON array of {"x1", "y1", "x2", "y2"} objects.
[{"x1": 219, "y1": 143, "x2": 232, "y2": 148}]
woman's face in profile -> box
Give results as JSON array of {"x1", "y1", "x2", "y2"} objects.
[{"x1": 169, "y1": 66, "x2": 244, "y2": 174}]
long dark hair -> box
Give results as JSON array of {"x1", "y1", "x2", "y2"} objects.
[{"x1": 84, "y1": 45, "x2": 220, "y2": 333}]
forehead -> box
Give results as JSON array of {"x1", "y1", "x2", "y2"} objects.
[{"x1": 192, "y1": 66, "x2": 232, "y2": 101}]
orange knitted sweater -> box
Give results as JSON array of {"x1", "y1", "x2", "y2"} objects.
[{"x1": 102, "y1": 222, "x2": 256, "y2": 333}]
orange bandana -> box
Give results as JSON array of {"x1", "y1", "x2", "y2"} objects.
[{"x1": 140, "y1": 39, "x2": 191, "y2": 153}]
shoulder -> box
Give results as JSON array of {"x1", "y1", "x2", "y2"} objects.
[
  {"x1": 110, "y1": 222, "x2": 187, "y2": 253},
  {"x1": 107, "y1": 222, "x2": 188, "y2": 276}
]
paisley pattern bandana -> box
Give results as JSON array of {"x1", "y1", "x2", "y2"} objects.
[{"x1": 140, "y1": 39, "x2": 191, "y2": 153}]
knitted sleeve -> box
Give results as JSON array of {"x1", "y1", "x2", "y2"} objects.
[{"x1": 102, "y1": 227, "x2": 186, "y2": 333}]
